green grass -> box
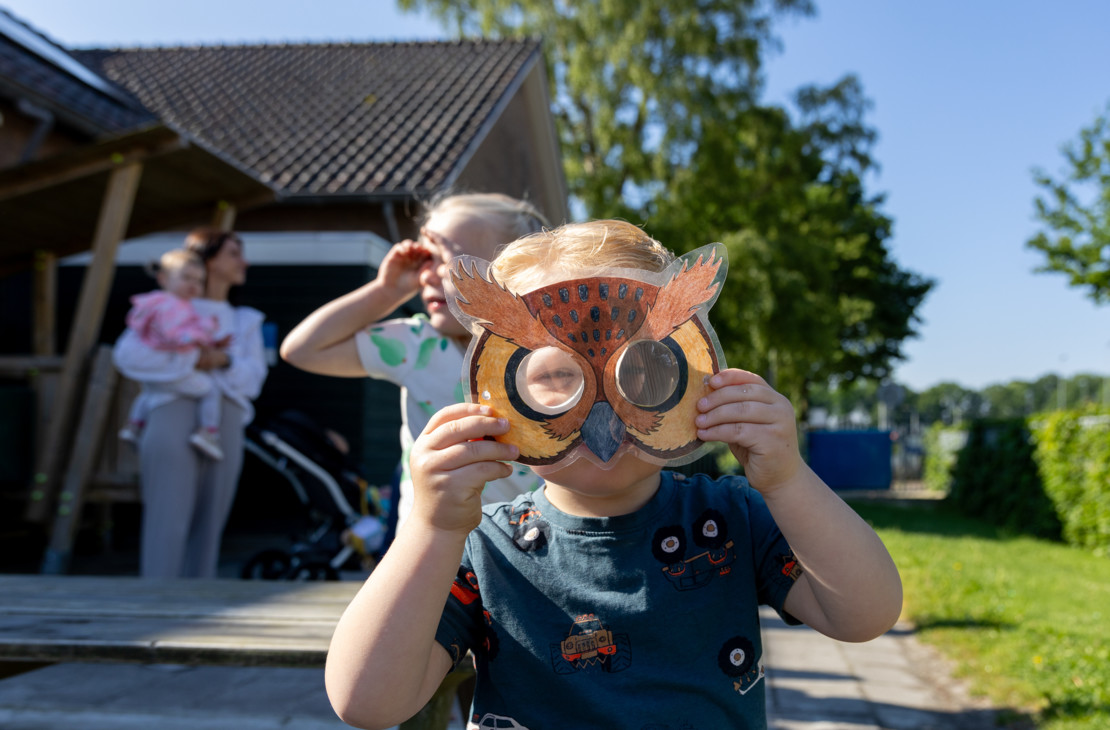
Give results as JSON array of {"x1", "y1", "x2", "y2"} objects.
[{"x1": 849, "y1": 500, "x2": 1110, "y2": 730}]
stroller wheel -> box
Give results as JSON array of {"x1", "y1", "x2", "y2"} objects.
[
  {"x1": 288, "y1": 560, "x2": 340, "y2": 581},
  {"x1": 241, "y1": 549, "x2": 293, "y2": 580}
]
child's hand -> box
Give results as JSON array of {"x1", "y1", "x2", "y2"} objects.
[
  {"x1": 695, "y1": 369, "x2": 804, "y2": 495},
  {"x1": 377, "y1": 239, "x2": 435, "y2": 297},
  {"x1": 408, "y1": 403, "x2": 519, "y2": 534},
  {"x1": 195, "y1": 345, "x2": 229, "y2": 371},
  {"x1": 211, "y1": 334, "x2": 233, "y2": 349}
]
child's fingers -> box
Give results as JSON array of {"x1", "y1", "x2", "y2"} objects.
[
  {"x1": 386, "y1": 239, "x2": 434, "y2": 267},
  {"x1": 437, "y1": 436, "x2": 519, "y2": 467},
  {"x1": 421, "y1": 402, "x2": 499, "y2": 437},
  {"x1": 695, "y1": 399, "x2": 778, "y2": 429},
  {"x1": 419, "y1": 405, "x2": 519, "y2": 464},
  {"x1": 697, "y1": 420, "x2": 769, "y2": 446},
  {"x1": 706, "y1": 368, "x2": 769, "y2": 390},
  {"x1": 447, "y1": 458, "x2": 515, "y2": 486},
  {"x1": 696, "y1": 379, "x2": 778, "y2": 415}
]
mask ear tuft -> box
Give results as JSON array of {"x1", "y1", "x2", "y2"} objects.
[
  {"x1": 639, "y1": 243, "x2": 728, "y2": 342},
  {"x1": 447, "y1": 256, "x2": 550, "y2": 351}
]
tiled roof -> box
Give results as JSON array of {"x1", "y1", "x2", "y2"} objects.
[
  {"x1": 74, "y1": 39, "x2": 543, "y2": 198},
  {"x1": 0, "y1": 9, "x2": 154, "y2": 136}
]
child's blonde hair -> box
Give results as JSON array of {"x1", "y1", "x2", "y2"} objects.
[
  {"x1": 147, "y1": 248, "x2": 205, "y2": 280},
  {"x1": 491, "y1": 219, "x2": 675, "y2": 293},
  {"x1": 423, "y1": 192, "x2": 550, "y2": 250}
]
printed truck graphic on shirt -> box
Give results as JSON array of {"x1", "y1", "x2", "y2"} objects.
[
  {"x1": 550, "y1": 613, "x2": 631, "y2": 674},
  {"x1": 652, "y1": 509, "x2": 736, "y2": 590},
  {"x1": 467, "y1": 713, "x2": 530, "y2": 730}
]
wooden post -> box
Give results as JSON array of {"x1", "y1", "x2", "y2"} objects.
[
  {"x1": 32, "y1": 250, "x2": 56, "y2": 356},
  {"x1": 26, "y1": 162, "x2": 143, "y2": 524},
  {"x1": 212, "y1": 200, "x2": 237, "y2": 231},
  {"x1": 41, "y1": 346, "x2": 118, "y2": 574}
]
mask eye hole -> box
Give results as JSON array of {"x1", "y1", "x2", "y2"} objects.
[
  {"x1": 615, "y1": 340, "x2": 680, "y2": 407},
  {"x1": 515, "y1": 347, "x2": 585, "y2": 415}
]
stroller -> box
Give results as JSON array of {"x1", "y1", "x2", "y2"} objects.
[{"x1": 240, "y1": 409, "x2": 390, "y2": 580}]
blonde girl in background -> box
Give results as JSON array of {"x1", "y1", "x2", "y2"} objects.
[{"x1": 281, "y1": 193, "x2": 552, "y2": 530}]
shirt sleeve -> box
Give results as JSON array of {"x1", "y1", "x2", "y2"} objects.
[
  {"x1": 223, "y1": 306, "x2": 268, "y2": 400},
  {"x1": 434, "y1": 539, "x2": 484, "y2": 670},
  {"x1": 353, "y1": 317, "x2": 428, "y2": 386},
  {"x1": 739, "y1": 480, "x2": 804, "y2": 625}
]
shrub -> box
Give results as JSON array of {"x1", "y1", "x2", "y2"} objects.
[
  {"x1": 1033, "y1": 408, "x2": 1110, "y2": 555},
  {"x1": 922, "y1": 422, "x2": 965, "y2": 493},
  {"x1": 947, "y1": 418, "x2": 1061, "y2": 539}
]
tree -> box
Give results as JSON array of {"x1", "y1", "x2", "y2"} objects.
[
  {"x1": 915, "y1": 382, "x2": 981, "y2": 426},
  {"x1": 400, "y1": 0, "x2": 932, "y2": 404},
  {"x1": 646, "y1": 87, "x2": 932, "y2": 403},
  {"x1": 1028, "y1": 101, "x2": 1110, "y2": 303}
]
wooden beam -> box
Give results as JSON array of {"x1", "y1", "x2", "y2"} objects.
[
  {"x1": 116, "y1": 189, "x2": 271, "y2": 243},
  {"x1": 31, "y1": 250, "x2": 56, "y2": 356},
  {"x1": 0, "y1": 136, "x2": 184, "y2": 202},
  {"x1": 41, "y1": 346, "x2": 118, "y2": 574},
  {"x1": 0, "y1": 356, "x2": 64, "y2": 376},
  {"x1": 211, "y1": 200, "x2": 237, "y2": 230},
  {"x1": 26, "y1": 162, "x2": 143, "y2": 524}
]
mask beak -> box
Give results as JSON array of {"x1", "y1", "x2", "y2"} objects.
[{"x1": 580, "y1": 401, "x2": 626, "y2": 462}]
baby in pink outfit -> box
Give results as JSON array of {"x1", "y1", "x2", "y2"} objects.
[{"x1": 120, "y1": 249, "x2": 229, "y2": 460}]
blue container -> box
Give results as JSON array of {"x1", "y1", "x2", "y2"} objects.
[{"x1": 807, "y1": 430, "x2": 892, "y2": 490}]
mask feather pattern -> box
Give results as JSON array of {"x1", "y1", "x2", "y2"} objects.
[
  {"x1": 638, "y1": 248, "x2": 723, "y2": 342},
  {"x1": 450, "y1": 260, "x2": 551, "y2": 351}
]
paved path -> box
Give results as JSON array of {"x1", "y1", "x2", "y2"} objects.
[
  {"x1": 0, "y1": 606, "x2": 1001, "y2": 730},
  {"x1": 763, "y1": 608, "x2": 1000, "y2": 730}
]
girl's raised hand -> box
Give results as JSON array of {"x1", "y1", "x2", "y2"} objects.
[
  {"x1": 408, "y1": 403, "x2": 519, "y2": 533},
  {"x1": 377, "y1": 239, "x2": 435, "y2": 296},
  {"x1": 694, "y1": 368, "x2": 804, "y2": 495}
]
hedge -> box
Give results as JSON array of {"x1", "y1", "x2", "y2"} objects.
[
  {"x1": 947, "y1": 418, "x2": 1061, "y2": 539},
  {"x1": 937, "y1": 409, "x2": 1110, "y2": 554},
  {"x1": 922, "y1": 423, "x2": 965, "y2": 493},
  {"x1": 1032, "y1": 409, "x2": 1110, "y2": 556}
]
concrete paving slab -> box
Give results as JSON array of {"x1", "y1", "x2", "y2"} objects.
[
  {"x1": 0, "y1": 605, "x2": 1003, "y2": 730},
  {"x1": 0, "y1": 661, "x2": 467, "y2": 730},
  {"x1": 761, "y1": 607, "x2": 1002, "y2": 730}
]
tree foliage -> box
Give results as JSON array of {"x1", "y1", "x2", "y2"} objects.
[
  {"x1": 399, "y1": 0, "x2": 932, "y2": 404},
  {"x1": 910, "y1": 372, "x2": 1107, "y2": 427},
  {"x1": 1028, "y1": 101, "x2": 1110, "y2": 304}
]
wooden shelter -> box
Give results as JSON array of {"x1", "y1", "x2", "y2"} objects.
[{"x1": 0, "y1": 8, "x2": 568, "y2": 571}]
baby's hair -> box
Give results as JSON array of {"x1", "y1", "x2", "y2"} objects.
[
  {"x1": 423, "y1": 192, "x2": 551, "y2": 251},
  {"x1": 491, "y1": 219, "x2": 675, "y2": 294},
  {"x1": 145, "y1": 248, "x2": 206, "y2": 280}
]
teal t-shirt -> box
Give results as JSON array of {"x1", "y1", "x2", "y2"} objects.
[{"x1": 435, "y1": 471, "x2": 801, "y2": 730}]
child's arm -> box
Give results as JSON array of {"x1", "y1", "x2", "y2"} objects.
[
  {"x1": 696, "y1": 368, "x2": 903, "y2": 643},
  {"x1": 325, "y1": 403, "x2": 517, "y2": 729},
  {"x1": 281, "y1": 239, "x2": 434, "y2": 376}
]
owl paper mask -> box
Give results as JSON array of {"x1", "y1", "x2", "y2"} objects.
[{"x1": 447, "y1": 243, "x2": 727, "y2": 471}]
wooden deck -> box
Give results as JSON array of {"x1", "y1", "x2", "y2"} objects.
[
  {"x1": 0, "y1": 575, "x2": 358, "y2": 667},
  {"x1": 0, "y1": 574, "x2": 470, "y2": 730}
]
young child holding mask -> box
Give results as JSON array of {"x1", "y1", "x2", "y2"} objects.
[{"x1": 324, "y1": 220, "x2": 902, "y2": 730}]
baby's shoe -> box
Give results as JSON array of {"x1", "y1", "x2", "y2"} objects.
[
  {"x1": 119, "y1": 422, "x2": 143, "y2": 444},
  {"x1": 189, "y1": 429, "x2": 224, "y2": 460}
]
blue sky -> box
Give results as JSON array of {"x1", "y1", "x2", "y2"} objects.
[{"x1": 6, "y1": 0, "x2": 1109, "y2": 392}]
